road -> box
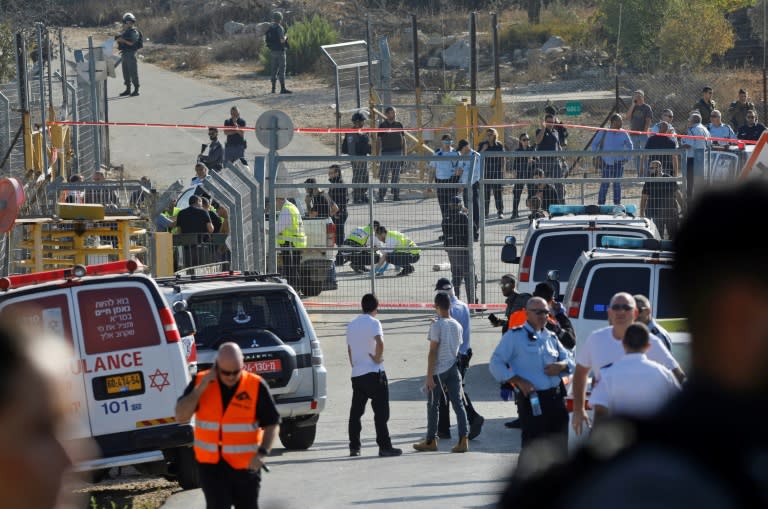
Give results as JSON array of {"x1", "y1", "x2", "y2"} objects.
[
  {"x1": 106, "y1": 61, "x2": 332, "y2": 188},
  {"x1": 162, "y1": 311, "x2": 530, "y2": 509}
]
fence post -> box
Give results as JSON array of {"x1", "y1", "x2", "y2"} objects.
[
  {"x1": 368, "y1": 187, "x2": 375, "y2": 294},
  {"x1": 466, "y1": 153, "x2": 479, "y2": 305},
  {"x1": 87, "y1": 37, "x2": 102, "y2": 172},
  {"x1": 0, "y1": 92, "x2": 9, "y2": 174},
  {"x1": 36, "y1": 24, "x2": 50, "y2": 174},
  {"x1": 267, "y1": 117, "x2": 278, "y2": 274},
  {"x1": 65, "y1": 79, "x2": 79, "y2": 172}
]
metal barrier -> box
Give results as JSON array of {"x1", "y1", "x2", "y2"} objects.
[{"x1": 264, "y1": 150, "x2": 689, "y2": 310}]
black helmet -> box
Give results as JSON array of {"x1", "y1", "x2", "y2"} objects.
[
  {"x1": 123, "y1": 12, "x2": 136, "y2": 22},
  {"x1": 351, "y1": 112, "x2": 367, "y2": 122}
]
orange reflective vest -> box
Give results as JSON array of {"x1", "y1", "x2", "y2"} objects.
[
  {"x1": 507, "y1": 309, "x2": 527, "y2": 330},
  {"x1": 193, "y1": 370, "x2": 264, "y2": 469}
]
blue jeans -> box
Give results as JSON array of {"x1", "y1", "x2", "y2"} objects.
[
  {"x1": 598, "y1": 162, "x2": 624, "y2": 205},
  {"x1": 426, "y1": 363, "x2": 468, "y2": 440},
  {"x1": 630, "y1": 134, "x2": 647, "y2": 176}
]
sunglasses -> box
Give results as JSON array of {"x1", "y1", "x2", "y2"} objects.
[
  {"x1": 610, "y1": 304, "x2": 633, "y2": 312},
  {"x1": 218, "y1": 367, "x2": 242, "y2": 376},
  {"x1": 528, "y1": 309, "x2": 550, "y2": 316}
]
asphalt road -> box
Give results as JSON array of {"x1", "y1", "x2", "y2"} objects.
[{"x1": 162, "y1": 311, "x2": 528, "y2": 509}]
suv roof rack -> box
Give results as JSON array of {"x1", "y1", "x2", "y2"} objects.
[{"x1": 155, "y1": 271, "x2": 286, "y2": 290}]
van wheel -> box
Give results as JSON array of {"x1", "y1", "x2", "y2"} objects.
[
  {"x1": 174, "y1": 447, "x2": 200, "y2": 490},
  {"x1": 279, "y1": 422, "x2": 316, "y2": 450}
]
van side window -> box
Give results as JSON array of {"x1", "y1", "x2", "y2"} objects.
[
  {"x1": 0, "y1": 294, "x2": 74, "y2": 346},
  {"x1": 78, "y1": 287, "x2": 162, "y2": 354},
  {"x1": 533, "y1": 234, "x2": 589, "y2": 281},
  {"x1": 584, "y1": 266, "x2": 651, "y2": 320},
  {"x1": 656, "y1": 267, "x2": 683, "y2": 318}
]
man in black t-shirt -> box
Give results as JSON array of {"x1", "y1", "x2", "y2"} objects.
[
  {"x1": 644, "y1": 121, "x2": 679, "y2": 176},
  {"x1": 224, "y1": 106, "x2": 247, "y2": 162},
  {"x1": 176, "y1": 195, "x2": 214, "y2": 235},
  {"x1": 376, "y1": 107, "x2": 406, "y2": 202},
  {"x1": 736, "y1": 109, "x2": 767, "y2": 141},
  {"x1": 640, "y1": 160, "x2": 684, "y2": 239}
]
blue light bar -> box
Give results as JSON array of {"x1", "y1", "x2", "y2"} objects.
[
  {"x1": 600, "y1": 236, "x2": 674, "y2": 250},
  {"x1": 549, "y1": 204, "x2": 637, "y2": 216}
]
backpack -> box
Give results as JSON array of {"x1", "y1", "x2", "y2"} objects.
[
  {"x1": 265, "y1": 24, "x2": 282, "y2": 50},
  {"x1": 134, "y1": 30, "x2": 144, "y2": 50}
]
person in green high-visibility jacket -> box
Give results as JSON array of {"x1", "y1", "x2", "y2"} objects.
[
  {"x1": 374, "y1": 226, "x2": 420, "y2": 277},
  {"x1": 341, "y1": 220, "x2": 380, "y2": 273},
  {"x1": 276, "y1": 196, "x2": 307, "y2": 284}
]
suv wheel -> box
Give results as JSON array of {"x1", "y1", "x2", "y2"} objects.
[{"x1": 279, "y1": 421, "x2": 317, "y2": 450}]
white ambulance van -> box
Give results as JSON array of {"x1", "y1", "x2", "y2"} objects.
[{"x1": 0, "y1": 261, "x2": 200, "y2": 488}]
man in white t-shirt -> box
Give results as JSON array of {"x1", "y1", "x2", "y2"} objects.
[
  {"x1": 413, "y1": 292, "x2": 469, "y2": 453},
  {"x1": 572, "y1": 292, "x2": 686, "y2": 435},
  {"x1": 346, "y1": 293, "x2": 402, "y2": 458},
  {"x1": 590, "y1": 323, "x2": 681, "y2": 424}
]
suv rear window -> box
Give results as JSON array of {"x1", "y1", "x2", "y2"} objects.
[
  {"x1": 189, "y1": 290, "x2": 304, "y2": 348},
  {"x1": 584, "y1": 266, "x2": 651, "y2": 320},
  {"x1": 533, "y1": 233, "x2": 589, "y2": 281},
  {"x1": 78, "y1": 287, "x2": 162, "y2": 354},
  {"x1": 656, "y1": 267, "x2": 683, "y2": 318}
]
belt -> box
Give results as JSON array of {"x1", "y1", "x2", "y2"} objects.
[{"x1": 537, "y1": 386, "x2": 563, "y2": 398}]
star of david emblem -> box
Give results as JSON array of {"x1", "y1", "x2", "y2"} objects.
[{"x1": 149, "y1": 368, "x2": 170, "y2": 392}]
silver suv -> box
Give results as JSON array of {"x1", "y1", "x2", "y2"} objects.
[{"x1": 159, "y1": 273, "x2": 327, "y2": 449}]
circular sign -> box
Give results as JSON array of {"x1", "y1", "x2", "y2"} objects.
[
  {"x1": 0, "y1": 177, "x2": 24, "y2": 233},
  {"x1": 255, "y1": 110, "x2": 294, "y2": 151}
]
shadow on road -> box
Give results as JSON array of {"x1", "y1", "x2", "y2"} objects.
[{"x1": 182, "y1": 96, "x2": 259, "y2": 109}]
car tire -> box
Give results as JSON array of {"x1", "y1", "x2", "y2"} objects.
[
  {"x1": 279, "y1": 422, "x2": 317, "y2": 450},
  {"x1": 174, "y1": 446, "x2": 200, "y2": 490}
]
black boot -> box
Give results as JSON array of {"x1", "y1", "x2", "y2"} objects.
[
  {"x1": 271, "y1": 80, "x2": 276, "y2": 94},
  {"x1": 280, "y1": 80, "x2": 292, "y2": 94},
  {"x1": 130, "y1": 86, "x2": 139, "y2": 97},
  {"x1": 119, "y1": 85, "x2": 131, "y2": 97}
]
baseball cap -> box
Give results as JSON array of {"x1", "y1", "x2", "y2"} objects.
[{"x1": 435, "y1": 278, "x2": 453, "y2": 291}]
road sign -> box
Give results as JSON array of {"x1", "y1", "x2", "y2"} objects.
[
  {"x1": 565, "y1": 101, "x2": 582, "y2": 116},
  {"x1": 255, "y1": 110, "x2": 294, "y2": 151}
]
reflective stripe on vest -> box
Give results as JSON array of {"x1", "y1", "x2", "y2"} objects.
[
  {"x1": 193, "y1": 370, "x2": 265, "y2": 469},
  {"x1": 346, "y1": 225, "x2": 371, "y2": 245},
  {"x1": 387, "y1": 230, "x2": 420, "y2": 255},
  {"x1": 276, "y1": 201, "x2": 307, "y2": 247}
]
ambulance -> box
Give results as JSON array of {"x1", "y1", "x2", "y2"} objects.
[{"x1": 0, "y1": 261, "x2": 200, "y2": 488}]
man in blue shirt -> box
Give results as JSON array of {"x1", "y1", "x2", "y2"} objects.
[
  {"x1": 591, "y1": 113, "x2": 633, "y2": 205},
  {"x1": 430, "y1": 135, "x2": 458, "y2": 221},
  {"x1": 435, "y1": 278, "x2": 485, "y2": 441},
  {"x1": 490, "y1": 297, "x2": 574, "y2": 454}
]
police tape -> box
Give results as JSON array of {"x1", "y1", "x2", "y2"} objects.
[
  {"x1": 301, "y1": 301, "x2": 506, "y2": 310},
  {"x1": 46, "y1": 119, "x2": 755, "y2": 146}
]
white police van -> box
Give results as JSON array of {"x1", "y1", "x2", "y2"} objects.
[
  {"x1": 501, "y1": 205, "x2": 660, "y2": 298},
  {"x1": 159, "y1": 272, "x2": 327, "y2": 450},
  {"x1": 0, "y1": 261, "x2": 200, "y2": 488},
  {"x1": 562, "y1": 236, "x2": 690, "y2": 368}
]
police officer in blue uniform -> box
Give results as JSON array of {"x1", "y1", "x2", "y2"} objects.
[{"x1": 489, "y1": 297, "x2": 574, "y2": 455}]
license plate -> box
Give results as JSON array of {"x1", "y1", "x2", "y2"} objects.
[
  {"x1": 106, "y1": 372, "x2": 143, "y2": 394},
  {"x1": 245, "y1": 359, "x2": 282, "y2": 374}
]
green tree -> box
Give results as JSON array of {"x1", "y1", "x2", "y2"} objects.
[
  {"x1": 657, "y1": 0, "x2": 735, "y2": 69},
  {"x1": 0, "y1": 23, "x2": 15, "y2": 83},
  {"x1": 595, "y1": 0, "x2": 671, "y2": 69}
]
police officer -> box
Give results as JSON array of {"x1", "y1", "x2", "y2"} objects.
[
  {"x1": 441, "y1": 196, "x2": 474, "y2": 304},
  {"x1": 266, "y1": 11, "x2": 291, "y2": 94},
  {"x1": 342, "y1": 113, "x2": 372, "y2": 204},
  {"x1": 175, "y1": 342, "x2": 280, "y2": 509},
  {"x1": 455, "y1": 139, "x2": 482, "y2": 240},
  {"x1": 489, "y1": 297, "x2": 574, "y2": 455},
  {"x1": 341, "y1": 220, "x2": 380, "y2": 273},
  {"x1": 430, "y1": 134, "x2": 458, "y2": 221},
  {"x1": 634, "y1": 294, "x2": 672, "y2": 351},
  {"x1": 435, "y1": 278, "x2": 485, "y2": 441},
  {"x1": 116, "y1": 13, "x2": 141, "y2": 97},
  {"x1": 534, "y1": 282, "x2": 576, "y2": 350},
  {"x1": 275, "y1": 195, "x2": 306, "y2": 286}
]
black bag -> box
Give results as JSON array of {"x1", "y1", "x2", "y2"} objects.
[
  {"x1": 265, "y1": 25, "x2": 282, "y2": 50},
  {"x1": 135, "y1": 30, "x2": 144, "y2": 50}
]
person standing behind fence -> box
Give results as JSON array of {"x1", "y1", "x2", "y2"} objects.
[
  {"x1": 116, "y1": 13, "x2": 141, "y2": 97},
  {"x1": 682, "y1": 112, "x2": 711, "y2": 175},
  {"x1": 693, "y1": 86, "x2": 716, "y2": 125},
  {"x1": 328, "y1": 165, "x2": 349, "y2": 266},
  {"x1": 376, "y1": 107, "x2": 405, "y2": 202},
  {"x1": 346, "y1": 293, "x2": 402, "y2": 458},
  {"x1": 639, "y1": 160, "x2": 684, "y2": 240},
  {"x1": 430, "y1": 134, "x2": 458, "y2": 221},
  {"x1": 266, "y1": 11, "x2": 292, "y2": 94},
  {"x1": 727, "y1": 88, "x2": 755, "y2": 130},
  {"x1": 441, "y1": 196, "x2": 474, "y2": 305},
  {"x1": 275, "y1": 195, "x2": 306, "y2": 285},
  {"x1": 736, "y1": 109, "x2": 767, "y2": 141},
  {"x1": 591, "y1": 113, "x2": 633, "y2": 205},
  {"x1": 342, "y1": 112, "x2": 372, "y2": 204},
  {"x1": 644, "y1": 121, "x2": 679, "y2": 176},
  {"x1": 224, "y1": 106, "x2": 247, "y2": 163},
  {"x1": 456, "y1": 140, "x2": 481, "y2": 241},
  {"x1": 534, "y1": 113, "x2": 565, "y2": 203},
  {"x1": 198, "y1": 127, "x2": 224, "y2": 171},
  {"x1": 512, "y1": 133, "x2": 536, "y2": 220},
  {"x1": 626, "y1": 90, "x2": 653, "y2": 176},
  {"x1": 478, "y1": 128, "x2": 506, "y2": 219}
]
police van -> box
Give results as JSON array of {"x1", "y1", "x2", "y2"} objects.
[
  {"x1": 501, "y1": 205, "x2": 660, "y2": 298},
  {"x1": 0, "y1": 261, "x2": 200, "y2": 488},
  {"x1": 159, "y1": 272, "x2": 327, "y2": 450},
  {"x1": 562, "y1": 236, "x2": 690, "y2": 368}
]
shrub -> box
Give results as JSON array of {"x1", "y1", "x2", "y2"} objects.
[
  {"x1": 213, "y1": 35, "x2": 263, "y2": 62},
  {"x1": 500, "y1": 3, "x2": 594, "y2": 52},
  {"x1": 259, "y1": 15, "x2": 338, "y2": 75},
  {"x1": 0, "y1": 23, "x2": 14, "y2": 82}
]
